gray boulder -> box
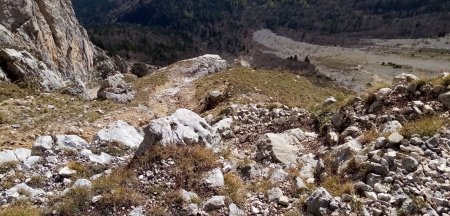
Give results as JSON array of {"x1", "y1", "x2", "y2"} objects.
[
  {"x1": 203, "y1": 168, "x2": 224, "y2": 188},
  {"x1": 438, "y1": 92, "x2": 450, "y2": 108},
  {"x1": 55, "y1": 135, "x2": 89, "y2": 151},
  {"x1": 387, "y1": 133, "x2": 403, "y2": 145},
  {"x1": 258, "y1": 128, "x2": 315, "y2": 165},
  {"x1": 94, "y1": 120, "x2": 143, "y2": 149},
  {"x1": 229, "y1": 203, "x2": 246, "y2": 216},
  {"x1": 330, "y1": 140, "x2": 362, "y2": 173},
  {"x1": 381, "y1": 120, "x2": 403, "y2": 133},
  {"x1": 98, "y1": 74, "x2": 135, "y2": 103},
  {"x1": 0, "y1": 148, "x2": 31, "y2": 166},
  {"x1": 5, "y1": 183, "x2": 45, "y2": 199},
  {"x1": 0, "y1": 150, "x2": 19, "y2": 166},
  {"x1": 305, "y1": 187, "x2": 339, "y2": 215},
  {"x1": 203, "y1": 196, "x2": 225, "y2": 211},
  {"x1": 32, "y1": 136, "x2": 54, "y2": 153},
  {"x1": 268, "y1": 187, "x2": 283, "y2": 202},
  {"x1": 72, "y1": 179, "x2": 92, "y2": 189},
  {"x1": 136, "y1": 109, "x2": 216, "y2": 156}
]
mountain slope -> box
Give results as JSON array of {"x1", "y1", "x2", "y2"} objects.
[{"x1": 71, "y1": 0, "x2": 450, "y2": 65}]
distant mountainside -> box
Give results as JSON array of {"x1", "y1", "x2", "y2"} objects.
[{"x1": 72, "y1": 0, "x2": 450, "y2": 65}]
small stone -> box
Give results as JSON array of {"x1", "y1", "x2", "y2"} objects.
[
  {"x1": 388, "y1": 133, "x2": 403, "y2": 144},
  {"x1": 376, "y1": 88, "x2": 392, "y2": 100},
  {"x1": 32, "y1": 136, "x2": 54, "y2": 153},
  {"x1": 402, "y1": 156, "x2": 419, "y2": 172},
  {"x1": 364, "y1": 191, "x2": 377, "y2": 200},
  {"x1": 203, "y1": 168, "x2": 224, "y2": 188},
  {"x1": 72, "y1": 179, "x2": 92, "y2": 189},
  {"x1": 229, "y1": 203, "x2": 245, "y2": 216},
  {"x1": 278, "y1": 196, "x2": 290, "y2": 207},
  {"x1": 203, "y1": 196, "x2": 225, "y2": 211},
  {"x1": 295, "y1": 177, "x2": 307, "y2": 190},
  {"x1": 59, "y1": 167, "x2": 77, "y2": 177},
  {"x1": 268, "y1": 187, "x2": 283, "y2": 202},
  {"x1": 129, "y1": 206, "x2": 145, "y2": 216}
]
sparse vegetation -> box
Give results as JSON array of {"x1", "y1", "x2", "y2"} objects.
[
  {"x1": 400, "y1": 115, "x2": 449, "y2": 138},
  {"x1": 96, "y1": 187, "x2": 144, "y2": 213},
  {"x1": 221, "y1": 172, "x2": 246, "y2": 207},
  {"x1": 28, "y1": 175, "x2": 46, "y2": 188},
  {"x1": 247, "y1": 179, "x2": 274, "y2": 195},
  {"x1": 133, "y1": 145, "x2": 220, "y2": 195},
  {"x1": 195, "y1": 67, "x2": 351, "y2": 114},
  {"x1": 133, "y1": 72, "x2": 169, "y2": 104},
  {"x1": 51, "y1": 187, "x2": 92, "y2": 215},
  {"x1": 0, "y1": 200, "x2": 42, "y2": 216},
  {"x1": 0, "y1": 161, "x2": 19, "y2": 173},
  {"x1": 360, "y1": 129, "x2": 378, "y2": 144},
  {"x1": 0, "y1": 82, "x2": 120, "y2": 150}
]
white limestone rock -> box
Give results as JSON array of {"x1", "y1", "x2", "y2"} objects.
[{"x1": 94, "y1": 120, "x2": 143, "y2": 149}]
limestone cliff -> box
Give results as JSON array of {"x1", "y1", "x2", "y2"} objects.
[{"x1": 0, "y1": 0, "x2": 121, "y2": 97}]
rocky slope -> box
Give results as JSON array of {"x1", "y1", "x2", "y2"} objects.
[
  {"x1": 0, "y1": 0, "x2": 125, "y2": 97},
  {"x1": 0, "y1": 51, "x2": 449, "y2": 216}
]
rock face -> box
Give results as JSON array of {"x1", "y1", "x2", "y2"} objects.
[
  {"x1": 135, "y1": 109, "x2": 217, "y2": 155},
  {"x1": 0, "y1": 0, "x2": 117, "y2": 95}
]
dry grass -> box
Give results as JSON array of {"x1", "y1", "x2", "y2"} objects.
[
  {"x1": 28, "y1": 175, "x2": 46, "y2": 188},
  {"x1": 360, "y1": 129, "x2": 378, "y2": 144},
  {"x1": 400, "y1": 115, "x2": 449, "y2": 138},
  {"x1": 194, "y1": 67, "x2": 352, "y2": 114},
  {"x1": 221, "y1": 172, "x2": 246, "y2": 207},
  {"x1": 247, "y1": 179, "x2": 274, "y2": 195},
  {"x1": 51, "y1": 187, "x2": 92, "y2": 215},
  {"x1": 96, "y1": 187, "x2": 144, "y2": 212},
  {"x1": 321, "y1": 176, "x2": 354, "y2": 197},
  {"x1": 132, "y1": 72, "x2": 169, "y2": 104},
  {"x1": 0, "y1": 200, "x2": 42, "y2": 216},
  {"x1": 67, "y1": 161, "x2": 90, "y2": 179},
  {"x1": 318, "y1": 154, "x2": 358, "y2": 197},
  {"x1": 0, "y1": 161, "x2": 18, "y2": 173},
  {"x1": 133, "y1": 145, "x2": 220, "y2": 195},
  {"x1": 0, "y1": 170, "x2": 26, "y2": 190},
  {"x1": 92, "y1": 168, "x2": 136, "y2": 194},
  {"x1": 0, "y1": 82, "x2": 120, "y2": 150}
]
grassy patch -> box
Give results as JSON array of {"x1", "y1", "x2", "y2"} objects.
[
  {"x1": 96, "y1": 187, "x2": 144, "y2": 212},
  {"x1": 28, "y1": 175, "x2": 46, "y2": 188},
  {"x1": 221, "y1": 172, "x2": 246, "y2": 206},
  {"x1": 92, "y1": 168, "x2": 136, "y2": 194},
  {"x1": 400, "y1": 115, "x2": 449, "y2": 138},
  {"x1": 132, "y1": 72, "x2": 169, "y2": 104},
  {"x1": 0, "y1": 200, "x2": 42, "y2": 216},
  {"x1": 133, "y1": 145, "x2": 220, "y2": 195},
  {"x1": 359, "y1": 129, "x2": 378, "y2": 145},
  {"x1": 321, "y1": 176, "x2": 354, "y2": 197},
  {"x1": 194, "y1": 67, "x2": 352, "y2": 113},
  {"x1": 51, "y1": 187, "x2": 92, "y2": 215},
  {"x1": 247, "y1": 179, "x2": 274, "y2": 195},
  {"x1": 0, "y1": 161, "x2": 18, "y2": 173},
  {"x1": 318, "y1": 154, "x2": 357, "y2": 197}
]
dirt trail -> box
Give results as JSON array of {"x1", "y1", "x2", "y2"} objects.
[{"x1": 253, "y1": 29, "x2": 450, "y2": 91}]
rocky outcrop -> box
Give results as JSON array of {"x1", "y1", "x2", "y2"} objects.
[
  {"x1": 0, "y1": 0, "x2": 118, "y2": 95},
  {"x1": 135, "y1": 109, "x2": 217, "y2": 156},
  {"x1": 97, "y1": 74, "x2": 135, "y2": 103}
]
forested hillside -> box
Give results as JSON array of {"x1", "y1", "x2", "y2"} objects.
[{"x1": 72, "y1": 0, "x2": 450, "y2": 65}]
